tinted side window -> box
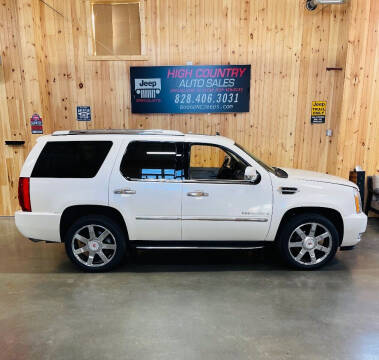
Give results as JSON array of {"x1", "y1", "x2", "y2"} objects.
[
  {"x1": 189, "y1": 144, "x2": 248, "y2": 180},
  {"x1": 120, "y1": 141, "x2": 185, "y2": 180},
  {"x1": 32, "y1": 141, "x2": 113, "y2": 178}
]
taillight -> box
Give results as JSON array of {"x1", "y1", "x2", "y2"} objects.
[{"x1": 18, "y1": 177, "x2": 31, "y2": 212}]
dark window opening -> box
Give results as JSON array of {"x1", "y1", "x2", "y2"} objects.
[
  {"x1": 31, "y1": 141, "x2": 113, "y2": 178},
  {"x1": 120, "y1": 141, "x2": 185, "y2": 180}
]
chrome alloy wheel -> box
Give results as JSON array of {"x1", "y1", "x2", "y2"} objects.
[
  {"x1": 71, "y1": 224, "x2": 117, "y2": 267},
  {"x1": 288, "y1": 222, "x2": 332, "y2": 266}
]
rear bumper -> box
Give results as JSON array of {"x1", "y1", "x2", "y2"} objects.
[
  {"x1": 15, "y1": 211, "x2": 62, "y2": 243},
  {"x1": 341, "y1": 212, "x2": 367, "y2": 247}
]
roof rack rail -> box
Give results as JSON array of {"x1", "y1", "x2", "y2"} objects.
[{"x1": 52, "y1": 129, "x2": 184, "y2": 136}]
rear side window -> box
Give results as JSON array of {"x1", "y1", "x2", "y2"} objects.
[
  {"x1": 120, "y1": 141, "x2": 185, "y2": 180},
  {"x1": 31, "y1": 141, "x2": 113, "y2": 178}
]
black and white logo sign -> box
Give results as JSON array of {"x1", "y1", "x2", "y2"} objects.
[
  {"x1": 76, "y1": 106, "x2": 91, "y2": 121},
  {"x1": 134, "y1": 78, "x2": 161, "y2": 99}
]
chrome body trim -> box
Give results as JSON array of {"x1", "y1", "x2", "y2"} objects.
[
  {"x1": 136, "y1": 216, "x2": 181, "y2": 221},
  {"x1": 114, "y1": 188, "x2": 136, "y2": 195},
  {"x1": 187, "y1": 191, "x2": 209, "y2": 197},
  {"x1": 135, "y1": 216, "x2": 268, "y2": 222},
  {"x1": 182, "y1": 217, "x2": 268, "y2": 222},
  {"x1": 125, "y1": 178, "x2": 254, "y2": 185},
  {"x1": 183, "y1": 179, "x2": 254, "y2": 185}
]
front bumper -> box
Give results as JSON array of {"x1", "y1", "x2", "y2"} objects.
[
  {"x1": 341, "y1": 212, "x2": 367, "y2": 247},
  {"x1": 15, "y1": 211, "x2": 62, "y2": 243}
]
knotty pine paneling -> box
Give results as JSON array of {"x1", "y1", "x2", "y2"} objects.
[{"x1": 0, "y1": 0, "x2": 378, "y2": 215}]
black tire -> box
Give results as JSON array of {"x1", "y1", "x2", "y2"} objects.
[
  {"x1": 64, "y1": 215, "x2": 127, "y2": 272},
  {"x1": 277, "y1": 213, "x2": 339, "y2": 270}
]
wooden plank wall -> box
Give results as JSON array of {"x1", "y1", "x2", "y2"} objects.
[
  {"x1": 336, "y1": 0, "x2": 379, "y2": 178},
  {"x1": 0, "y1": 0, "x2": 378, "y2": 216}
]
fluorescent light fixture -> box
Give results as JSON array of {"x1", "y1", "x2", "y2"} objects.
[
  {"x1": 146, "y1": 152, "x2": 177, "y2": 155},
  {"x1": 306, "y1": 0, "x2": 347, "y2": 10}
]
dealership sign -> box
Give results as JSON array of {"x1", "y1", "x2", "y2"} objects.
[{"x1": 130, "y1": 65, "x2": 251, "y2": 114}]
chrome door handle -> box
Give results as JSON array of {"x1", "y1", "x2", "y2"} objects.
[
  {"x1": 114, "y1": 188, "x2": 136, "y2": 195},
  {"x1": 187, "y1": 191, "x2": 209, "y2": 197}
]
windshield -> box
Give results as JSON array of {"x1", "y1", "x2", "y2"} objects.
[{"x1": 235, "y1": 143, "x2": 276, "y2": 175}]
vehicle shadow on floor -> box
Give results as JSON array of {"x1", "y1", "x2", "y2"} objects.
[
  {"x1": 123, "y1": 247, "x2": 283, "y2": 272},
  {"x1": 0, "y1": 239, "x2": 349, "y2": 274},
  {"x1": 0, "y1": 248, "x2": 348, "y2": 274},
  {"x1": 116, "y1": 247, "x2": 346, "y2": 273}
]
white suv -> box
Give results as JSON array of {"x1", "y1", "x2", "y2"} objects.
[{"x1": 15, "y1": 129, "x2": 367, "y2": 271}]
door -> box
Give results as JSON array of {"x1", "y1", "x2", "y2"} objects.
[
  {"x1": 109, "y1": 140, "x2": 185, "y2": 240},
  {"x1": 182, "y1": 143, "x2": 272, "y2": 241}
]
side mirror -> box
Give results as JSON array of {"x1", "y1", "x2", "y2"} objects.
[{"x1": 244, "y1": 166, "x2": 258, "y2": 182}]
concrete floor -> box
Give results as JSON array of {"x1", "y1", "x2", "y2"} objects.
[{"x1": 0, "y1": 218, "x2": 378, "y2": 360}]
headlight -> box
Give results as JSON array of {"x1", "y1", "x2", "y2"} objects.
[{"x1": 354, "y1": 188, "x2": 362, "y2": 213}]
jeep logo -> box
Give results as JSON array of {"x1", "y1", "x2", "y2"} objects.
[
  {"x1": 139, "y1": 80, "x2": 156, "y2": 87},
  {"x1": 134, "y1": 78, "x2": 162, "y2": 99}
]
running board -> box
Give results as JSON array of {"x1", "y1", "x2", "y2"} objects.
[
  {"x1": 129, "y1": 240, "x2": 266, "y2": 250},
  {"x1": 135, "y1": 246, "x2": 264, "y2": 250}
]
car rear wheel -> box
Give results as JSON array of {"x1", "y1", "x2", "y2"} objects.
[
  {"x1": 277, "y1": 213, "x2": 339, "y2": 270},
  {"x1": 64, "y1": 215, "x2": 127, "y2": 272}
]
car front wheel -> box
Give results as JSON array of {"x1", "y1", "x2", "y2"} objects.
[
  {"x1": 64, "y1": 215, "x2": 127, "y2": 272},
  {"x1": 277, "y1": 213, "x2": 339, "y2": 270}
]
